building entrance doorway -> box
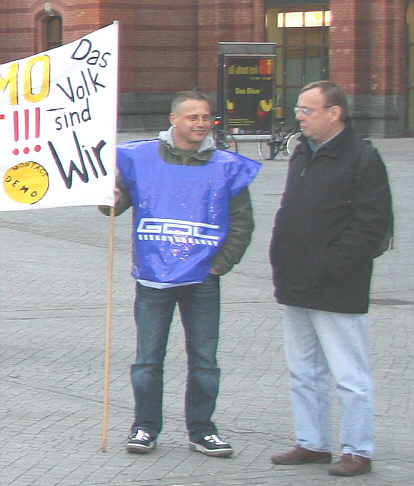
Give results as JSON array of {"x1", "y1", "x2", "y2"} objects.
[{"x1": 266, "y1": 4, "x2": 330, "y2": 124}]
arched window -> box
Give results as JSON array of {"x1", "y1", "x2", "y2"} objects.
[
  {"x1": 36, "y1": 9, "x2": 63, "y2": 52},
  {"x1": 46, "y1": 15, "x2": 63, "y2": 50}
]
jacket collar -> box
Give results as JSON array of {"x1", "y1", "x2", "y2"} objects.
[{"x1": 298, "y1": 120, "x2": 355, "y2": 159}]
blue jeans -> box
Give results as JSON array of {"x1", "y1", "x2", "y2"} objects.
[
  {"x1": 283, "y1": 305, "x2": 374, "y2": 458},
  {"x1": 130, "y1": 274, "x2": 221, "y2": 441}
]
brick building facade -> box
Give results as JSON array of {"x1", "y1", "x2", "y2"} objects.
[
  {"x1": 329, "y1": 0, "x2": 408, "y2": 137},
  {"x1": 0, "y1": 0, "x2": 412, "y2": 136}
]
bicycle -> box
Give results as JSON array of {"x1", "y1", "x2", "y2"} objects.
[
  {"x1": 212, "y1": 116, "x2": 238, "y2": 153},
  {"x1": 257, "y1": 120, "x2": 301, "y2": 160}
]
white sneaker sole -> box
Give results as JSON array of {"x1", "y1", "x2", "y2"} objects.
[
  {"x1": 189, "y1": 442, "x2": 233, "y2": 457},
  {"x1": 126, "y1": 441, "x2": 156, "y2": 454}
]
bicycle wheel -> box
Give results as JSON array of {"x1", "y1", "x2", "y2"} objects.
[
  {"x1": 258, "y1": 140, "x2": 281, "y2": 160},
  {"x1": 213, "y1": 129, "x2": 238, "y2": 153},
  {"x1": 258, "y1": 141, "x2": 267, "y2": 160},
  {"x1": 222, "y1": 134, "x2": 238, "y2": 153},
  {"x1": 286, "y1": 131, "x2": 302, "y2": 155}
]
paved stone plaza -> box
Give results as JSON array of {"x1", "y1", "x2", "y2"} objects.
[{"x1": 1, "y1": 135, "x2": 413, "y2": 485}]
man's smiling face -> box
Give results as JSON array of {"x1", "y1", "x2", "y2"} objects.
[{"x1": 170, "y1": 99, "x2": 212, "y2": 150}]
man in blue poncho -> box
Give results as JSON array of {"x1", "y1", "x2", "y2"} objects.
[{"x1": 101, "y1": 90, "x2": 261, "y2": 456}]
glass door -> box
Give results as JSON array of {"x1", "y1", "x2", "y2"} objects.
[{"x1": 266, "y1": 6, "x2": 330, "y2": 124}]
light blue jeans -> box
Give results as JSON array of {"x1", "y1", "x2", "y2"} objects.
[{"x1": 283, "y1": 305, "x2": 374, "y2": 458}]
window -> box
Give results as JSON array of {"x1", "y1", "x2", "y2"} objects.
[
  {"x1": 277, "y1": 11, "x2": 331, "y2": 28},
  {"x1": 266, "y1": 5, "x2": 330, "y2": 123},
  {"x1": 36, "y1": 10, "x2": 63, "y2": 53},
  {"x1": 46, "y1": 15, "x2": 62, "y2": 50}
]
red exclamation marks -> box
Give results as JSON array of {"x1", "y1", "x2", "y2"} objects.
[
  {"x1": 12, "y1": 112, "x2": 19, "y2": 155},
  {"x1": 23, "y1": 110, "x2": 30, "y2": 152},
  {"x1": 14, "y1": 111, "x2": 19, "y2": 141},
  {"x1": 35, "y1": 108, "x2": 40, "y2": 138},
  {"x1": 25, "y1": 109, "x2": 29, "y2": 140},
  {"x1": 35, "y1": 108, "x2": 41, "y2": 152},
  {"x1": 12, "y1": 108, "x2": 42, "y2": 156}
]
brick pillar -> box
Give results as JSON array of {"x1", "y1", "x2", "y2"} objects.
[
  {"x1": 369, "y1": 0, "x2": 406, "y2": 96},
  {"x1": 390, "y1": 0, "x2": 408, "y2": 97},
  {"x1": 329, "y1": 0, "x2": 370, "y2": 94},
  {"x1": 330, "y1": 0, "x2": 406, "y2": 136}
]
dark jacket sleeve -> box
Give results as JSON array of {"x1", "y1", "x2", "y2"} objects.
[
  {"x1": 211, "y1": 187, "x2": 254, "y2": 275},
  {"x1": 324, "y1": 149, "x2": 392, "y2": 276}
]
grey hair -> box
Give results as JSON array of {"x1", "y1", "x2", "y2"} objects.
[{"x1": 300, "y1": 80, "x2": 348, "y2": 121}]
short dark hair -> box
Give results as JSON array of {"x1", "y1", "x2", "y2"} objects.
[
  {"x1": 171, "y1": 90, "x2": 210, "y2": 113},
  {"x1": 300, "y1": 80, "x2": 348, "y2": 121}
]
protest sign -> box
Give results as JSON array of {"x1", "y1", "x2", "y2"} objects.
[{"x1": 0, "y1": 23, "x2": 118, "y2": 211}]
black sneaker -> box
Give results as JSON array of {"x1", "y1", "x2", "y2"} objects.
[
  {"x1": 126, "y1": 429, "x2": 156, "y2": 454},
  {"x1": 189, "y1": 434, "x2": 233, "y2": 457}
]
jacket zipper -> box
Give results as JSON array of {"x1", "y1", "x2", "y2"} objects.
[{"x1": 300, "y1": 149, "x2": 336, "y2": 177}]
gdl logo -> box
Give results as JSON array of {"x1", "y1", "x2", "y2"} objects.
[{"x1": 137, "y1": 218, "x2": 220, "y2": 245}]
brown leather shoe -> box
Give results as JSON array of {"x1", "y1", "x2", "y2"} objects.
[
  {"x1": 271, "y1": 445, "x2": 332, "y2": 465},
  {"x1": 328, "y1": 454, "x2": 372, "y2": 476}
]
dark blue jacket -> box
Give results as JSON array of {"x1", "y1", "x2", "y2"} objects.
[{"x1": 269, "y1": 123, "x2": 392, "y2": 314}]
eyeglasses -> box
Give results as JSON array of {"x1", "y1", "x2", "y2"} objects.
[{"x1": 294, "y1": 106, "x2": 334, "y2": 117}]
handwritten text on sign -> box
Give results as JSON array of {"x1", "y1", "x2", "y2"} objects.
[{"x1": 0, "y1": 23, "x2": 118, "y2": 211}]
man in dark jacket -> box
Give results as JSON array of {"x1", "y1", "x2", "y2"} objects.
[{"x1": 269, "y1": 81, "x2": 392, "y2": 477}]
